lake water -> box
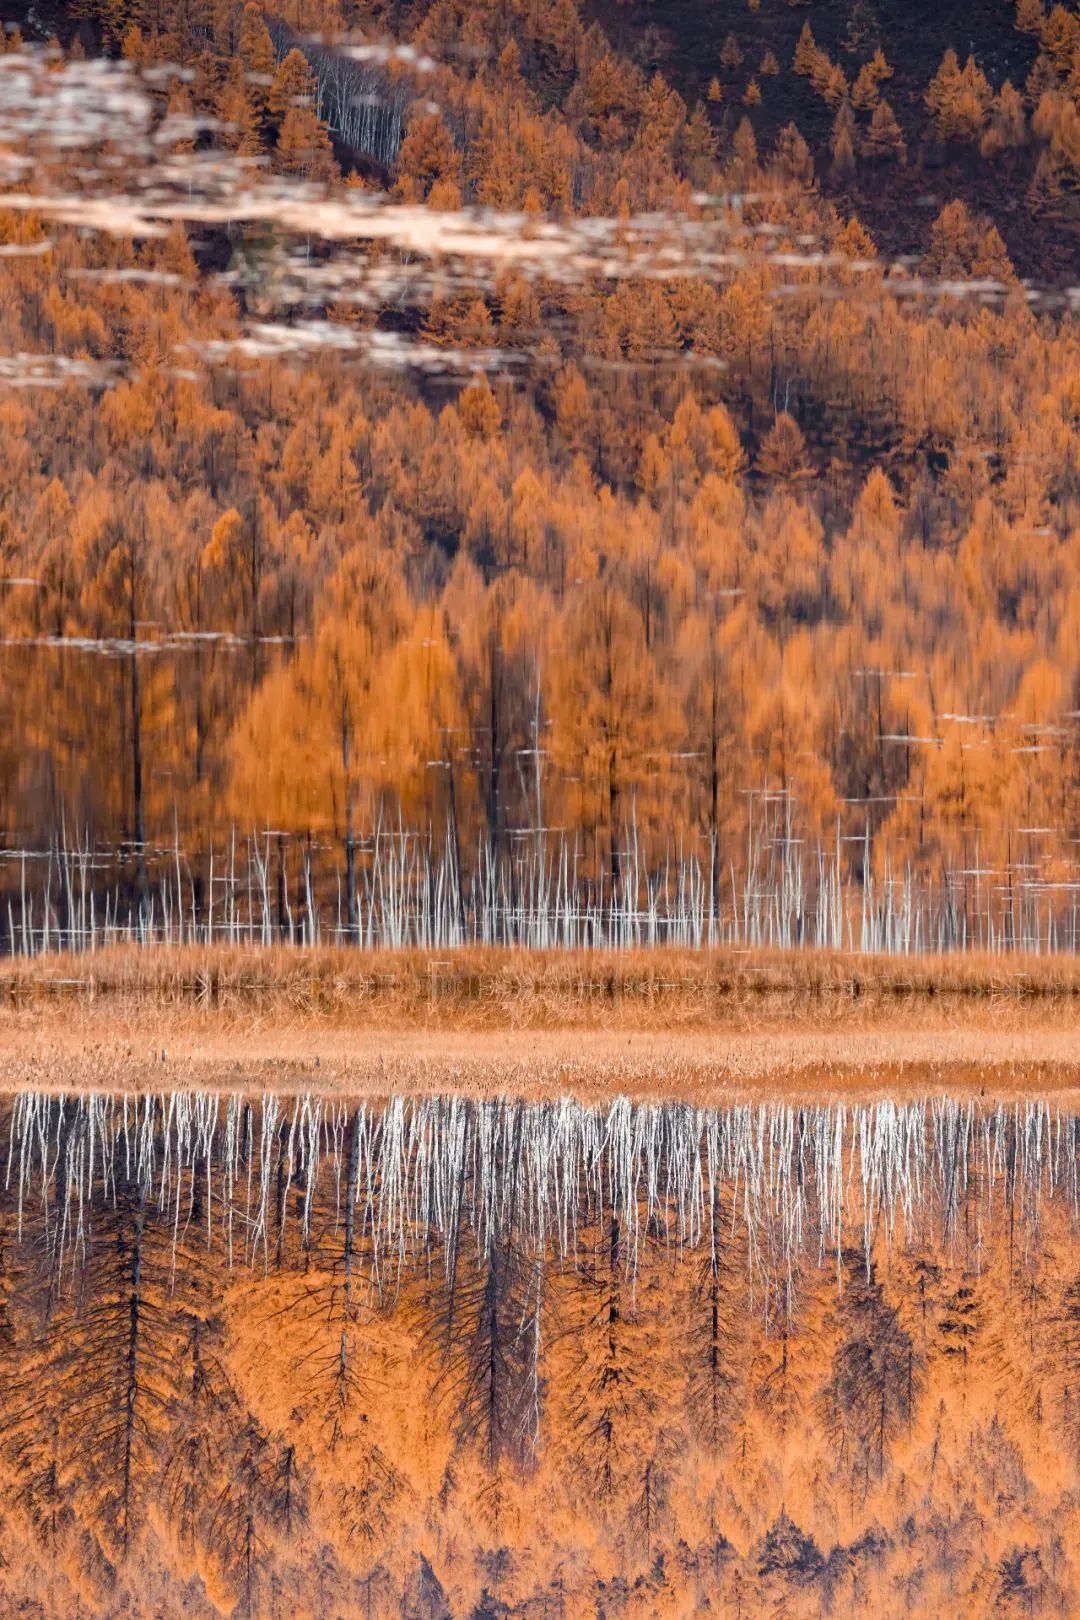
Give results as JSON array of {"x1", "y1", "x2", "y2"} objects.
[{"x1": 0, "y1": 1089, "x2": 1074, "y2": 1616}]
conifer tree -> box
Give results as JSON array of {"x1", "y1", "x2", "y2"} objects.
[{"x1": 863, "y1": 97, "x2": 906, "y2": 162}]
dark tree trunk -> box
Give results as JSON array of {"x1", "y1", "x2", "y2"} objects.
[
  {"x1": 121, "y1": 1188, "x2": 145, "y2": 1556},
  {"x1": 343, "y1": 716, "x2": 358, "y2": 944},
  {"x1": 343, "y1": 1106, "x2": 360, "y2": 1307}
]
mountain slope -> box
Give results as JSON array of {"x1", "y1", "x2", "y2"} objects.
[{"x1": 590, "y1": 0, "x2": 1075, "y2": 278}]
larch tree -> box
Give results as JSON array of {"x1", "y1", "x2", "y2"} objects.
[
  {"x1": 549, "y1": 582, "x2": 675, "y2": 895},
  {"x1": 227, "y1": 1107, "x2": 406, "y2": 1561},
  {"x1": 831, "y1": 100, "x2": 858, "y2": 174},
  {"x1": 547, "y1": 1206, "x2": 679, "y2": 1538},
  {"x1": 427, "y1": 1187, "x2": 543, "y2": 1476},
  {"x1": 2, "y1": 1153, "x2": 192, "y2": 1575},
  {"x1": 267, "y1": 46, "x2": 319, "y2": 124},
  {"x1": 863, "y1": 98, "x2": 906, "y2": 162},
  {"x1": 820, "y1": 1259, "x2": 922, "y2": 1488},
  {"x1": 683, "y1": 1181, "x2": 751, "y2": 1454},
  {"x1": 678, "y1": 608, "x2": 739, "y2": 932}
]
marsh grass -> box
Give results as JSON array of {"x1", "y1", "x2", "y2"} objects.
[{"x1": 6, "y1": 942, "x2": 1080, "y2": 1028}]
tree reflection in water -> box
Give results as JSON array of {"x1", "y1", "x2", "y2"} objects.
[{"x1": 0, "y1": 1089, "x2": 1074, "y2": 1615}]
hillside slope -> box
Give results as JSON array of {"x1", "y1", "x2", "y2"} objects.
[{"x1": 592, "y1": 0, "x2": 1074, "y2": 278}]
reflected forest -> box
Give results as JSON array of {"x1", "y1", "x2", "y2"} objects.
[
  {"x1": 4, "y1": 0, "x2": 1080, "y2": 1611},
  {"x1": 0, "y1": 1089, "x2": 1077, "y2": 1617}
]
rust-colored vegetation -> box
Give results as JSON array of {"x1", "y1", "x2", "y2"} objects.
[
  {"x1": 1, "y1": 945, "x2": 1080, "y2": 1105},
  {"x1": 2, "y1": 0, "x2": 1080, "y2": 1610},
  {"x1": 0, "y1": 0, "x2": 1079, "y2": 954},
  {"x1": 0, "y1": 1089, "x2": 1078, "y2": 1617},
  {"x1": 11, "y1": 942, "x2": 1080, "y2": 1024}
]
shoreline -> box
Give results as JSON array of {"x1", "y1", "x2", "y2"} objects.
[
  {"x1": 8, "y1": 941, "x2": 1080, "y2": 1014},
  {"x1": 4, "y1": 945, "x2": 1079, "y2": 1100},
  {"x1": 3, "y1": 1019, "x2": 1080, "y2": 1105}
]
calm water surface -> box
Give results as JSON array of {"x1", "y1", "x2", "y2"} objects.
[{"x1": 0, "y1": 1090, "x2": 1073, "y2": 1617}]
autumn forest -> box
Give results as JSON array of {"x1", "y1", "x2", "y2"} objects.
[
  {"x1": 4, "y1": 2, "x2": 1080, "y2": 1617},
  {"x1": 0, "y1": 0, "x2": 1078, "y2": 949}
]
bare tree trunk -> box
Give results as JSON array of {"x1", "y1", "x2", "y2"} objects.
[
  {"x1": 487, "y1": 630, "x2": 502, "y2": 869},
  {"x1": 130, "y1": 644, "x2": 147, "y2": 921},
  {"x1": 609, "y1": 747, "x2": 621, "y2": 897},
  {"x1": 445, "y1": 749, "x2": 468, "y2": 940},
  {"x1": 344, "y1": 728, "x2": 358, "y2": 945},
  {"x1": 277, "y1": 835, "x2": 288, "y2": 941}
]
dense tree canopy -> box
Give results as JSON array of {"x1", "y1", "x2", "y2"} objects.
[{"x1": 0, "y1": 0, "x2": 1079, "y2": 945}]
